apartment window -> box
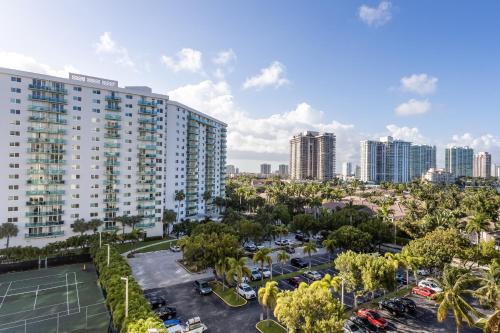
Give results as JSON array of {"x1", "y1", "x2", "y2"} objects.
[
  {"x1": 126, "y1": 104, "x2": 132, "y2": 108},
  {"x1": 126, "y1": 95, "x2": 132, "y2": 99},
  {"x1": 8, "y1": 206, "x2": 18, "y2": 211},
  {"x1": 73, "y1": 86, "x2": 82, "y2": 92},
  {"x1": 7, "y1": 218, "x2": 18, "y2": 223},
  {"x1": 9, "y1": 153, "x2": 19, "y2": 157},
  {"x1": 92, "y1": 108, "x2": 101, "y2": 113},
  {"x1": 10, "y1": 131, "x2": 20, "y2": 136},
  {"x1": 9, "y1": 163, "x2": 19, "y2": 168},
  {"x1": 73, "y1": 106, "x2": 82, "y2": 111},
  {"x1": 10, "y1": 88, "x2": 21, "y2": 93},
  {"x1": 10, "y1": 120, "x2": 20, "y2": 125},
  {"x1": 11, "y1": 77, "x2": 21, "y2": 82},
  {"x1": 73, "y1": 96, "x2": 82, "y2": 102},
  {"x1": 72, "y1": 194, "x2": 80, "y2": 199},
  {"x1": 92, "y1": 99, "x2": 100, "y2": 104},
  {"x1": 9, "y1": 174, "x2": 19, "y2": 179},
  {"x1": 93, "y1": 89, "x2": 101, "y2": 94},
  {"x1": 8, "y1": 196, "x2": 18, "y2": 200},
  {"x1": 10, "y1": 98, "x2": 21, "y2": 104}
]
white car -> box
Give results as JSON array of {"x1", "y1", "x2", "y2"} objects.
[
  {"x1": 237, "y1": 283, "x2": 256, "y2": 300},
  {"x1": 418, "y1": 279, "x2": 442, "y2": 293},
  {"x1": 274, "y1": 239, "x2": 289, "y2": 246},
  {"x1": 303, "y1": 270, "x2": 322, "y2": 281},
  {"x1": 259, "y1": 267, "x2": 271, "y2": 278},
  {"x1": 233, "y1": 274, "x2": 249, "y2": 284},
  {"x1": 170, "y1": 245, "x2": 181, "y2": 252}
]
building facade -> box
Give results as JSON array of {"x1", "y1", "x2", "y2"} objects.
[
  {"x1": 1, "y1": 67, "x2": 226, "y2": 247},
  {"x1": 341, "y1": 162, "x2": 352, "y2": 178},
  {"x1": 289, "y1": 131, "x2": 336, "y2": 181},
  {"x1": 260, "y1": 163, "x2": 271, "y2": 175},
  {"x1": 495, "y1": 165, "x2": 500, "y2": 178},
  {"x1": 422, "y1": 168, "x2": 456, "y2": 184},
  {"x1": 410, "y1": 144, "x2": 436, "y2": 180},
  {"x1": 278, "y1": 164, "x2": 289, "y2": 177},
  {"x1": 360, "y1": 137, "x2": 411, "y2": 183},
  {"x1": 473, "y1": 152, "x2": 491, "y2": 178},
  {"x1": 445, "y1": 146, "x2": 474, "y2": 177}
]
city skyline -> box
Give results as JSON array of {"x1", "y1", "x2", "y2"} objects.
[{"x1": 1, "y1": 1, "x2": 499, "y2": 172}]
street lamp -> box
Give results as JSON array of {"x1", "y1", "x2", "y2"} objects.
[
  {"x1": 121, "y1": 276, "x2": 129, "y2": 318},
  {"x1": 98, "y1": 231, "x2": 102, "y2": 248},
  {"x1": 107, "y1": 244, "x2": 110, "y2": 267}
]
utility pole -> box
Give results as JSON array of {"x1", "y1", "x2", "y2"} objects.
[{"x1": 121, "y1": 276, "x2": 129, "y2": 317}]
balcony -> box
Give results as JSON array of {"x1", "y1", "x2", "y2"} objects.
[
  {"x1": 27, "y1": 137, "x2": 66, "y2": 144},
  {"x1": 137, "y1": 188, "x2": 155, "y2": 194},
  {"x1": 103, "y1": 179, "x2": 120, "y2": 185},
  {"x1": 137, "y1": 205, "x2": 155, "y2": 210},
  {"x1": 28, "y1": 105, "x2": 67, "y2": 114},
  {"x1": 27, "y1": 179, "x2": 64, "y2": 185},
  {"x1": 105, "y1": 161, "x2": 121, "y2": 166},
  {"x1": 27, "y1": 159, "x2": 66, "y2": 164},
  {"x1": 138, "y1": 100, "x2": 156, "y2": 107},
  {"x1": 138, "y1": 117, "x2": 156, "y2": 124},
  {"x1": 136, "y1": 222, "x2": 155, "y2": 228},
  {"x1": 137, "y1": 170, "x2": 155, "y2": 175},
  {"x1": 105, "y1": 95, "x2": 121, "y2": 102},
  {"x1": 103, "y1": 207, "x2": 119, "y2": 212},
  {"x1": 105, "y1": 105, "x2": 121, "y2": 112},
  {"x1": 138, "y1": 144, "x2": 157, "y2": 150},
  {"x1": 138, "y1": 153, "x2": 156, "y2": 158},
  {"x1": 28, "y1": 95, "x2": 67, "y2": 104},
  {"x1": 25, "y1": 221, "x2": 64, "y2": 228},
  {"x1": 26, "y1": 200, "x2": 65, "y2": 206},
  {"x1": 138, "y1": 127, "x2": 157, "y2": 133},
  {"x1": 27, "y1": 149, "x2": 65, "y2": 154},
  {"x1": 103, "y1": 198, "x2": 119, "y2": 203},
  {"x1": 104, "y1": 152, "x2": 120, "y2": 158},
  {"x1": 137, "y1": 136, "x2": 156, "y2": 142},
  {"x1": 104, "y1": 133, "x2": 121, "y2": 139},
  {"x1": 28, "y1": 84, "x2": 68, "y2": 94},
  {"x1": 137, "y1": 196, "x2": 155, "y2": 201},
  {"x1": 28, "y1": 116, "x2": 67, "y2": 125},
  {"x1": 104, "y1": 124, "x2": 121, "y2": 130},
  {"x1": 104, "y1": 142, "x2": 121, "y2": 148},
  {"x1": 105, "y1": 169, "x2": 120, "y2": 175},
  {"x1": 138, "y1": 109, "x2": 157, "y2": 116},
  {"x1": 103, "y1": 225, "x2": 118, "y2": 231},
  {"x1": 25, "y1": 231, "x2": 64, "y2": 238},
  {"x1": 26, "y1": 210, "x2": 64, "y2": 217},
  {"x1": 27, "y1": 127, "x2": 66, "y2": 135},
  {"x1": 27, "y1": 169, "x2": 65, "y2": 175},
  {"x1": 105, "y1": 114, "x2": 122, "y2": 121}
]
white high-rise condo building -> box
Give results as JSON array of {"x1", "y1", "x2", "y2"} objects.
[
  {"x1": 473, "y1": 152, "x2": 491, "y2": 178},
  {"x1": 360, "y1": 137, "x2": 411, "y2": 183},
  {"x1": 278, "y1": 164, "x2": 289, "y2": 177},
  {"x1": 342, "y1": 162, "x2": 352, "y2": 178},
  {"x1": 494, "y1": 165, "x2": 500, "y2": 178},
  {"x1": 0, "y1": 67, "x2": 226, "y2": 247},
  {"x1": 289, "y1": 131, "x2": 336, "y2": 181},
  {"x1": 445, "y1": 146, "x2": 474, "y2": 177},
  {"x1": 410, "y1": 144, "x2": 436, "y2": 179},
  {"x1": 260, "y1": 163, "x2": 271, "y2": 175}
]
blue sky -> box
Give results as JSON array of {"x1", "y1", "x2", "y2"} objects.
[{"x1": 1, "y1": 0, "x2": 499, "y2": 171}]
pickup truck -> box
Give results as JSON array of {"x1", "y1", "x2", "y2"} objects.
[{"x1": 165, "y1": 317, "x2": 208, "y2": 333}]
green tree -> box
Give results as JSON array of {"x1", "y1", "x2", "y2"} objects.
[
  {"x1": 258, "y1": 281, "x2": 279, "y2": 323},
  {"x1": 330, "y1": 226, "x2": 372, "y2": 252},
  {"x1": 174, "y1": 190, "x2": 186, "y2": 222},
  {"x1": 277, "y1": 250, "x2": 290, "y2": 275},
  {"x1": 161, "y1": 209, "x2": 177, "y2": 237},
  {"x1": 274, "y1": 281, "x2": 345, "y2": 333},
  {"x1": 434, "y1": 266, "x2": 481, "y2": 333},
  {"x1": 465, "y1": 213, "x2": 491, "y2": 266},
  {"x1": 253, "y1": 248, "x2": 273, "y2": 281},
  {"x1": 474, "y1": 262, "x2": 499, "y2": 309},
  {"x1": 322, "y1": 238, "x2": 336, "y2": 263},
  {"x1": 71, "y1": 218, "x2": 88, "y2": 236},
  {"x1": 88, "y1": 219, "x2": 103, "y2": 234},
  {"x1": 0, "y1": 222, "x2": 19, "y2": 249},
  {"x1": 275, "y1": 225, "x2": 289, "y2": 243},
  {"x1": 215, "y1": 257, "x2": 231, "y2": 291},
  {"x1": 227, "y1": 257, "x2": 251, "y2": 300},
  {"x1": 214, "y1": 196, "x2": 225, "y2": 215},
  {"x1": 303, "y1": 241, "x2": 318, "y2": 268}
]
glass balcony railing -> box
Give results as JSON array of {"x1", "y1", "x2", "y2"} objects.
[
  {"x1": 105, "y1": 114, "x2": 122, "y2": 121},
  {"x1": 138, "y1": 144, "x2": 157, "y2": 150},
  {"x1": 26, "y1": 210, "x2": 64, "y2": 217},
  {"x1": 138, "y1": 100, "x2": 156, "y2": 107},
  {"x1": 26, "y1": 200, "x2": 65, "y2": 206},
  {"x1": 28, "y1": 116, "x2": 67, "y2": 125},
  {"x1": 28, "y1": 95, "x2": 67, "y2": 104},
  {"x1": 104, "y1": 124, "x2": 121, "y2": 130},
  {"x1": 137, "y1": 136, "x2": 156, "y2": 142},
  {"x1": 28, "y1": 84, "x2": 67, "y2": 94},
  {"x1": 27, "y1": 169, "x2": 65, "y2": 175},
  {"x1": 25, "y1": 231, "x2": 64, "y2": 238},
  {"x1": 25, "y1": 221, "x2": 64, "y2": 228},
  {"x1": 137, "y1": 109, "x2": 157, "y2": 116},
  {"x1": 138, "y1": 117, "x2": 156, "y2": 124},
  {"x1": 28, "y1": 105, "x2": 67, "y2": 114},
  {"x1": 104, "y1": 152, "x2": 120, "y2": 158},
  {"x1": 105, "y1": 161, "x2": 120, "y2": 166},
  {"x1": 27, "y1": 179, "x2": 64, "y2": 185},
  {"x1": 27, "y1": 159, "x2": 65, "y2": 164},
  {"x1": 27, "y1": 137, "x2": 66, "y2": 144},
  {"x1": 104, "y1": 142, "x2": 121, "y2": 148},
  {"x1": 137, "y1": 205, "x2": 155, "y2": 210},
  {"x1": 136, "y1": 222, "x2": 155, "y2": 228},
  {"x1": 105, "y1": 95, "x2": 121, "y2": 102},
  {"x1": 104, "y1": 133, "x2": 121, "y2": 139},
  {"x1": 27, "y1": 127, "x2": 66, "y2": 135}
]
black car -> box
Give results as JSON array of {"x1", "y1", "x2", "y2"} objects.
[
  {"x1": 194, "y1": 280, "x2": 213, "y2": 295},
  {"x1": 378, "y1": 299, "x2": 405, "y2": 316},
  {"x1": 295, "y1": 233, "x2": 310, "y2": 242},
  {"x1": 153, "y1": 305, "x2": 177, "y2": 320},
  {"x1": 145, "y1": 293, "x2": 167, "y2": 309},
  {"x1": 291, "y1": 257, "x2": 307, "y2": 268},
  {"x1": 284, "y1": 245, "x2": 295, "y2": 254},
  {"x1": 392, "y1": 297, "x2": 417, "y2": 313},
  {"x1": 396, "y1": 273, "x2": 407, "y2": 284}
]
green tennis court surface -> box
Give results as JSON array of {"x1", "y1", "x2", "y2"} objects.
[{"x1": 0, "y1": 263, "x2": 110, "y2": 333}]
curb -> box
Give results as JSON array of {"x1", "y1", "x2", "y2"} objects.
[
  {"x1": 210, "y1": 281, "x2": 247, "y2": 308},
  {"x1": 255, "y1": 319, "x2": 287, "y2": 333},
  {"x1": 176, "y1": 260, "x2": 207, "y2": 275}
]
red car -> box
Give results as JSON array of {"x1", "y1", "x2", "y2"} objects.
[
  {"x1": 287, "y1": 276, "x2": 305, "y2": 288},
  {"x1": 356, "y1": 308, "x2": 387, "y2": 329},
  {"x1": 412, "y1": 286, "x2": 435, "y2": 298}
]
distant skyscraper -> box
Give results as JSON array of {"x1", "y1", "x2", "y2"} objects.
[
  {"x1": 410, "y1": 144, "x2": 437, "y2": 179},
  {"x1": 445, "y1": 147, "x2": 474, "y2": 177},
  {"x1": 342, "y1": 162, "x2": 353, "y2": 178},
  {"x1": 354, "y1": 165, "x2": 361, "y2": 179},
  {"x1": 360, "y1": 137, "x2": 411, "y2": 183},
  {"x1": 226, "y1": 165, "x2": 237, "y2": 175},
  {"x1": 278, "y1": 164, "x2": 289, "y2": 177},
  {"x1": 260, "y1": 163, "x2": 272, "y2": 175},
  {"x1": 494, "y1": 164, "x2": 500, "y2": 178},
  {"x1": 473, "y1": 152, "x2": 492, "y2": 178},
  {"x1": 289, "y1": 131, "x2": 336, "y2": 181}
]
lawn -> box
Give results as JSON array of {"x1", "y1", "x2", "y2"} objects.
[
  {"x1": 136, "y1": 240, "x2": 178, "y2": 253},
  {"x1": 114, "y1": 238, "x2": 172, "y2": 254},
  {"x1": 256, "y1": 320, "x2": 287, "y2": 333},
  {"x1": 209, "y1": 281, "x2": 247, "y2": 307}
]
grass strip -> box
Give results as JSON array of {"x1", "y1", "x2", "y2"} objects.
[
  {"x1": 136, "y1": 240, "x2": 178, "y2": 253},
  {"x1": 209, "y1": 281, "x2": 247, "y2": 307},
  {"x1": 256, "y1": 320, "x2": 287, "y2": 333}
]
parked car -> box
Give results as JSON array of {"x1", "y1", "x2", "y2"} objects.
[
  {"x1": 146, "y1": 293, "x2": 167, "y2": 309},
  {"x1": 259, "y1": 267, "x2": 271, "y2": 278},
  {"x1": 295, "y1": 233, "x2": 310, "y2": 242},
  {"x1": 343, "y1": 319, "x2": 366, "y2": 333},
  {"x1": 391, "y1": 297, "x2": 417, "y2": 313},
  {"x1": 284, "y1": 245, "x2": 295, "y2": 254},
  {"x1": 250, "y1": 268, "x2": 262, "y2": 281},
  {"x1": 194, "y1": 280, "x2": 212, "y2": 295},
  {"x1": 349, "y1": 316, "x2": 369, "y2": 331},
  {"x1": 303, "y1": 270, "x2": 322, "y2": 281},
  {"x1": 154, "y1": 305, "x2": 176, "y2": 320},
  {"x1": 411, "y1": 286, "x2": 435, "y2": 298},
  {"x1": 236, "y1": 283, "x2": 256, "y2": 299},
  {"x1": 396, "y1": 272, "x2": 407, "y2": 284},
  {"x1": 287, "y1": 276, "x2": 306, "y2": 288},
  {"x1": 170, "y1": 245, "x2": 181, "y2": 252},
  {"x1": 418, "y1": 279, "x2": 443, "y2": 293},
  {"x1": 244, "y1": 242, "x2": 257, "y2": 252},
  {"x1": 165, "y1": 317, "x2": 207, "y2": 333},
  {"x1": 291, "y1": 257, "x2": 308, "y2": 268},
  {"x1": 378, "y1": 299, "x2": 405, "y2": 316},
  {"x1": 356, "y1": 309, "x2": 387, "y2": 330},
  {"x1": 416, "y1": 268, "x2": 430, "y2": 276},
  {"x1": 275, "y1": 239, "x2": 289, "y2": 246},
  {"x1": 233, "y1": 274, "x2": 249, "y2": 284}
]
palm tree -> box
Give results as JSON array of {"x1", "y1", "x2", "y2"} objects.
[
  {"x1": 214, "y1": 196, "x2": 225, "y2": 215},
  {"x1": 303, "y1": 241, "x2": 317, "y2": 268},
  {"x1": 71, "y1": 218, "x2": 88, "y2": 236},
  {"x1": 174, "y1": 190, "x2": 186, "y2": 222},
  {"x1": 466, "y1": 213, "x2": 491, "y2": 245},
  {"x1": 0, "y1": 222, "x2": 19, "y2": 249},
  {"x1": 277, "y1": 250, "x2": 290, "y2": 275},
  {"x1": 162, "y1": 209, "x2": 176, "y2": 237},
  {"x1": 275, "y1": 225, "x2": 288, "y2": 243},
  {"x1": 322, "y1": 239, "x2": 336, "y2": 263},
  {"x1": 474, "y1": 262, "x2": 499, "y2": 309},
  {"x1": 320, "y1": 273, "x2": 345, "y2": 306},
  {"x1": 215, "y1": 257, "x2": 231, "y2": 291},
  {"x1": 434, "y1": 266, "x2": 481, "y2": 333},
  {"x1": 258, "y1": 281, "x2": 279, "y2": 324},
  {"x1": 227, "y1": 257, "x2": 252, "y2": 300},
  {"x1": 476, "y1": 308, "x2": 499, "y2": 333},
  {"x1": 88, "y1": 219, "x2": 103, "y2": 233},
  {"x1": 129, "y1": 215, "x2": 143, "y2": 230},
  {"x1": 253, "y1": 248, "x2": 273, "y2": 282}
]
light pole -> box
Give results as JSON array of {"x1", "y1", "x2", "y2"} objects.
[
  {"x1": 392, "y1": 217, "x2": 396, "y2": 244},
  {"x1": 107, "y1": 244, "x2": 110, "y2": 267},
  {"x1": 121, "y1": 276, "x2": 129, "y2": 318},
  {"x1": 341, "y1": 277, "x2": 345, "y2": 307},
  {"x1": 99, "y1": 231, "x2": 102, "y2": 248}
]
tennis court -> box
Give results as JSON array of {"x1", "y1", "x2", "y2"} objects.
[{"x1": 0, "y1": 263, "x2": 110, "y2": 333}]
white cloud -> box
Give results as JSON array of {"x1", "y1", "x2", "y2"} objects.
[
  {"x1": 359, "y1": 1, "x2": 392, "y2": 27},
  {"x1": 168, "y1": 80, "x2": 359, "y2": 167},
  {"x1": 0, "y1": 51, "x2": 79, "y2": 77},
  {"x1": 400, "y1": 73, "x2": 438, "y2": 95},
  {"x1": 94, "y1": 32, "x2": 135, "y2": 69},
  {"x1": 386, "y1": 124, "x2": 426, "y2": 144},
  {"x1": 160, "y1": 48, "x2": 203, "y2": 73},
  {"x1": 395, "y1": 99, "x2": 431, "y2": 116},
  {"x1": 448, "y1": 133, "x2": 500, "y2": 150},
  {"x1": 213, "y1": 49, "x2": 236, "y2": 66},
  {"x1": 243, "y1": 61, "x2": 290, "y2": 90}
]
